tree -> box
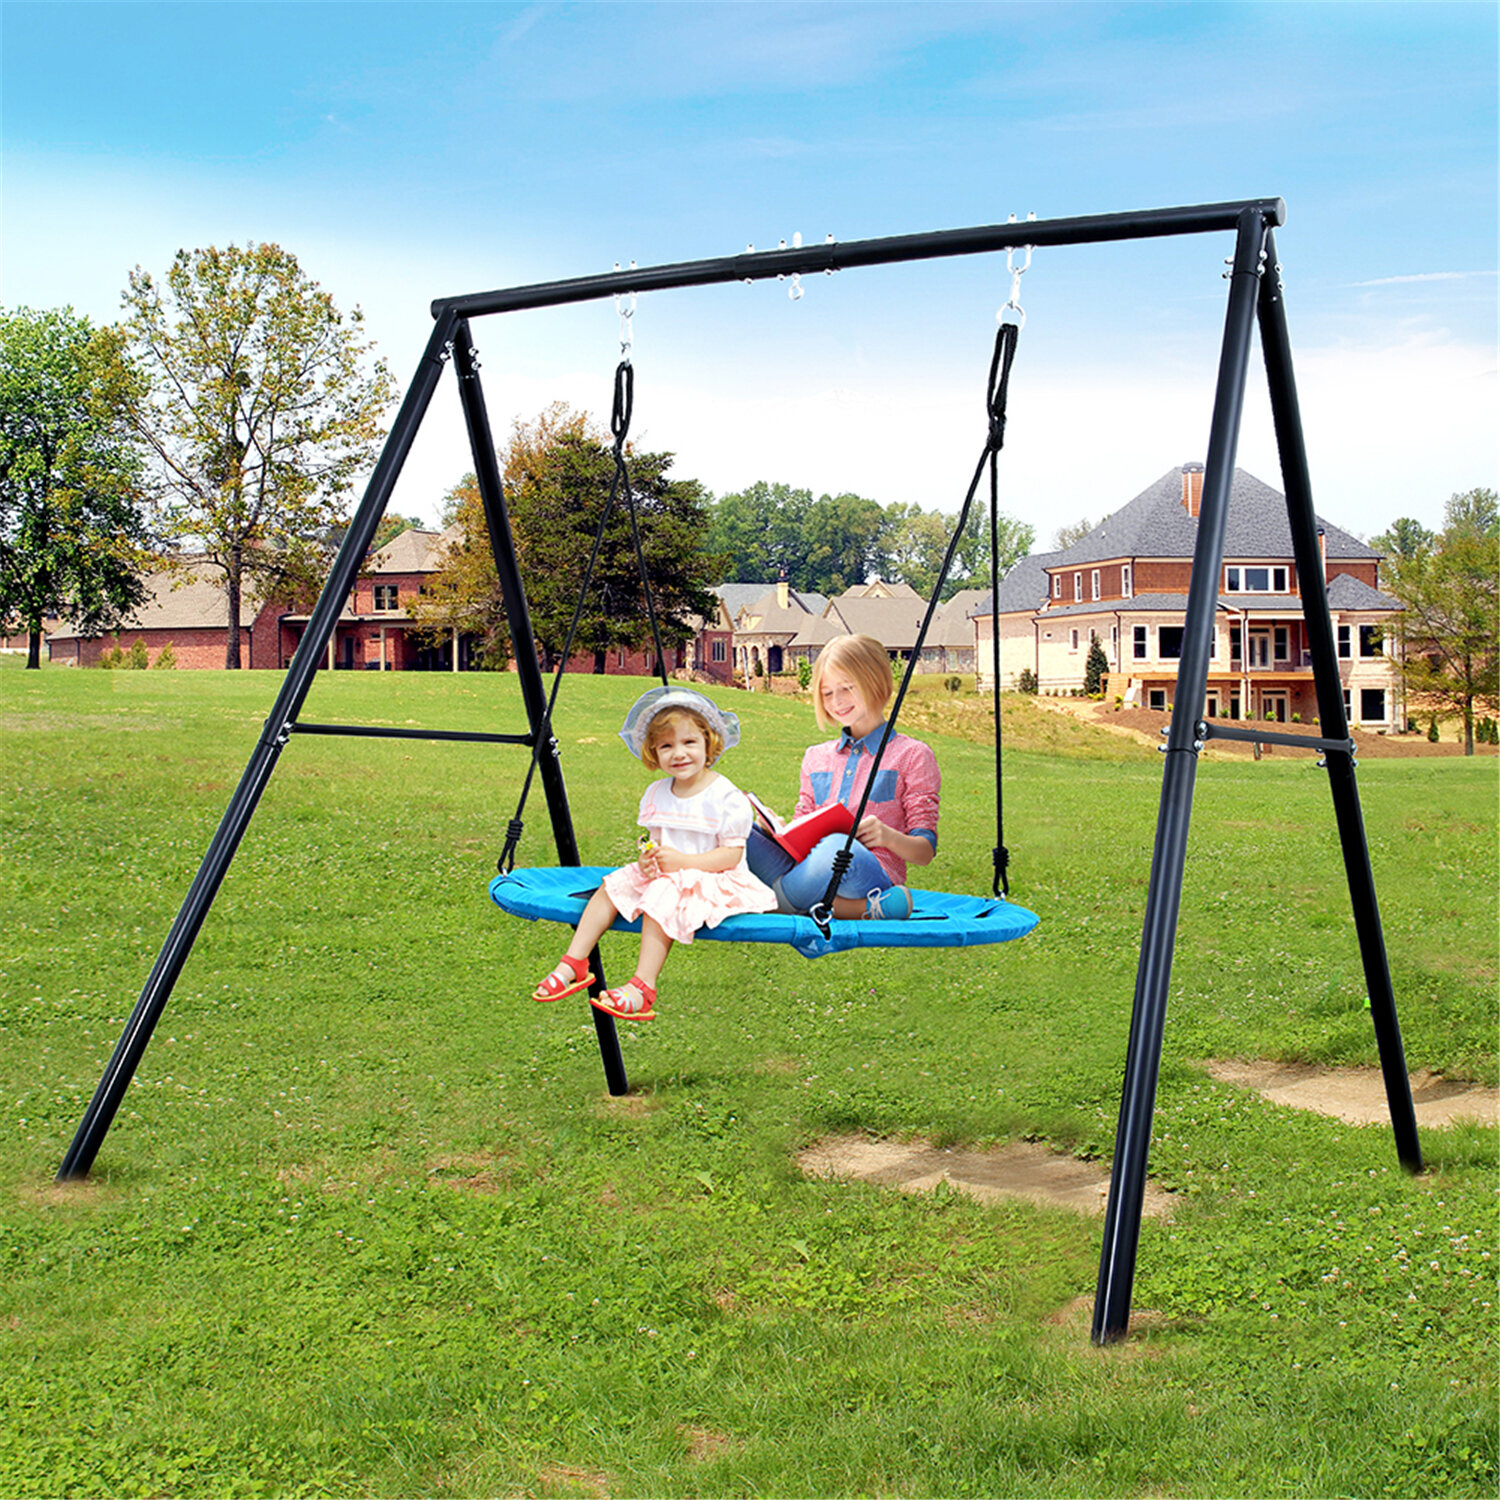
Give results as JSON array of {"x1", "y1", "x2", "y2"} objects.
[
  {"x1": 1084, "y1": 635, "x2": 1109, "y2": 697},
  {"x1": 704, "y1": 481, "x2": 812, "y2": 585},
  {"x1": 1370, "y1": 515, "x2": 1435, "y2": 564},
  {"x1": 0, "y1": 306, "x2": 153, "y2": 668},
  {"x1": 122, "y1": 243, "x2": 396, "y2": 667},
  {"x1": 414, "y1": 406, "x2": 724, "y2": 671},
  {"x1": 1052, "y1": 516, "x2": 1093, "y2": 551},
  {"x1": 884, "y1": 501, "x2": 1034, "y2": 600},
  {"x1": 1381, "y1": 487, "x2": 1498, "y2": 756}
]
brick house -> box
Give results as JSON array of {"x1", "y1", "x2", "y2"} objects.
[{"x1": 974, "y1": 463, "x2": 1403, "y2": 728}]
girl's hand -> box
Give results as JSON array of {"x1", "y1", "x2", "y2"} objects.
[
  {"x1": 653, "y1": 844, "x2": 686, "y2": 874},
  {"x1": 855, "y1": 815, "x2": 891, "y2": 850},
  {"x1": 636, "y1": 836, "x2": 662, "y2": 879}
]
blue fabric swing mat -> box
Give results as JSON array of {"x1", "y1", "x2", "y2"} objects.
[{"x1": 489, "y1": 867, "x2": 1039, "y2": 961}]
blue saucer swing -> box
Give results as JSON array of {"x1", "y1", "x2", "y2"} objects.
[
  {"x1": 490, "y1": 866, "x2": 1039, "y2": 961},
  {"x1": 489, "y1": 309, "x2": 1039, "y2": 964}
]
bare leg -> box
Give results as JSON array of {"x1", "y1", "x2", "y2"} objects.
[
  {"x1": 633, "y1": 916, "x2": 675, "y2": 988},
  {"x1": 566, "y1": 886, "x2": 621, "y2": 963}
]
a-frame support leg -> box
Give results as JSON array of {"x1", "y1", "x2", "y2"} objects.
[
  {"x1": 1256, "y1": 233, "x2": 1421, "y2": 1171},
  {"x1": 1092, "y1": 208, "x2": 1271, "y2": 1342},
  {"x1": 57, "y1": 310, "x2": 464, "y2": 1180},
  {"x1": 452, "y1": 326, "x2": 628, "y2": 1096},
  {"x1": 1092, "y1": 211, "x2": 1423, "y2": 1342}
]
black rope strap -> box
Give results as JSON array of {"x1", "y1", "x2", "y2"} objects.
[
  {"x1": 499, "y1": 358, "x2": 668, "y2": 874},
  {"x1": 808, "y1": 318, "x2": 1019, "y2": 932}
]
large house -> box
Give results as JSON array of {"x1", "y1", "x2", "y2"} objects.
[
  {"x1": 48, "y1": 528, "x2": 465, "y2": 671},
  {"x1": 975, "y1": 463, "x2": 1402, "y2": 728},
  {"x1": 729, "y1": 577, "x2": 979, "y2": 684}
]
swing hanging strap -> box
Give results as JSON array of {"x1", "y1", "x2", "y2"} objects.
[
  {"x1": 809, "y1": 310, "x2": 1021, "y2": 930},
  {"x1": 498, "y1": 350, "x2": 671, "y2": 874}
]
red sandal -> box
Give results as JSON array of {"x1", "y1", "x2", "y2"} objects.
[
  {"x1": 532, "y1": 953, "x2": 594, "y2": 1003},
  {"x1": 590, "y1": 977, "x2": 657, "y2": 1020}
]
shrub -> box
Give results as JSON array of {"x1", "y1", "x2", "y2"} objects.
[
  {"x1": 128, "y1": 638, "x2": 150, "y2": 669},
  {"x1": 97, "y1": 637, "x2": 125, "y2": 669},
  {"x1": 151, "y1": 642, "x2": 177, "y2": 670},
  {"x1": 1427, "y1": 717, "x2": 1440, "y2": 743},
  {"x1": 796, "y1": 657, "x2": 812, "y2": 691},
  {"x1": 1083, "y1": 637, "x2": 1108, "y2": 697},
  {"x1": 1017, "y1": 668, "x2": 1038, "y2": 694},
  {"x1": 944, "y1": 674, "x2": 962, "y2": 693}
]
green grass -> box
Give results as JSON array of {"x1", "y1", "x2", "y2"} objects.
[{"x1": 2, "y1": 660, "x2": 1496, "y2": 1498}]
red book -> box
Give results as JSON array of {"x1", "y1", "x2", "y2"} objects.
[{"x1": 746, "y1": 793, "x2": 855, "y2": 862}]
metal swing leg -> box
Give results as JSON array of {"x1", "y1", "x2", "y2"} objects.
[
  {"x1": 57, "y1": 310, "x2": 464, "y2": 1181},
  {"x1": 1092, "y1": 208, "x2": 1270, "y2": 1342},
  {"x1": 1256, "y1": 232, "x2": 1420, "y2": 1171},
  {"x1": 452, "y1": 325, "x2": 628, "y2": 1097}
]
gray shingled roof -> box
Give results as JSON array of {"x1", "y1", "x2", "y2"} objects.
[
  {"x1": 1326, "y1": 573, "x2": 1399, "y2": 610},
  {"x1": 1053, "y1": 467, "x2": 1377, "y2": 565}
]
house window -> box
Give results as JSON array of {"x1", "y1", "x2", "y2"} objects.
[
  {"x1": 1337, "y1": 624, "x2": 1351, "y2": 658},
  {"x1": 1360, "y1": 688, "x2": 1387, "y2": 722},
  {"x1": 1073, "y1": 573, "x2": 1082, "y2": 603},
  {"x1": 1110, "y1": 625, "x2": 1119, "y2": 659},
  {"x1": 1159, "y1": 626, "x2": 1184, "y2": 660},
  {"x1": 1091, "y1": 569, "x2": 1100, "y2": 601},
  {"x1": 1248, "y1": 633, "x2": 1270, "y2": 668},
  {"x1": 1148, "y1": 688, "x2": 1167, "y2": 712},
  {"x1": 1230, "y1": 626, "x2": 1242, "y2": 661},
  {"x1": 1052, "y1": 575, "x2": 1061, "y2": 599},
  {"x1": 1121, "y1": 564, "x2": 1132, "y2": 599},
  {"x1": 1273, "y1": 626, "x2": 1289, "y2": 662},
  {"x1": 1133, "y1": 625, "x2": 1147, "y2": 660},
  {"x1": 1225, "y1": 566, "x2": 1288, "y2": 593},
  {"x1": 1205, "y1": 693, "x2": 1219, "y2": 718},
  {"x1": 373, "y1": 584, "x2": 398, "y2": 611},
  {"x1": 1070, "y1": 628, "x2": 1080, "y2": 652},
  {"x1": 711, "y1": 638, "x2": 726, "y2": 663},
  {"x1": 1359, "y1": 624, "x2": 1383, "y2": 657}
]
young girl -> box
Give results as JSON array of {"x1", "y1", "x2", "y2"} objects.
[
  {"x1": 746, "y1": 633, "x2": 940, "y2": 921},
  {"x1": 530, "y1": 686, "x2": 776, "y2": 1021}
]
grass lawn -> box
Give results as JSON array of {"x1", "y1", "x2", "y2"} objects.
[{"x1": 2, "y1": 660, "x2": 1495, "y2": 1498}]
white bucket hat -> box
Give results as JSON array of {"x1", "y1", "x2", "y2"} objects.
[{"x1": 618, "y1": 686, "x2": 742, "y2": 759}]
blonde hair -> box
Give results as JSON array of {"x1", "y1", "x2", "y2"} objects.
[
  {"x1": 810, "y1": 634, "x2": 894, "y2": 731},
  {"x1": 640, "y1": 706, "x2": 724, "y2": 770}
]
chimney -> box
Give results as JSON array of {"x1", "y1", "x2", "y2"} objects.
[
  {"x1": 776, "y1": 568, "x2": 789, "y2": 611},
  {"x1": 1317, "y1": 525, "x2": 1326, "y2": 585},
  {"x1": 1181, "y1": 462, "x2": 1205, "y2": 518}
]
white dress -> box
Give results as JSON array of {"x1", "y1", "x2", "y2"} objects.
[{"x1": 602, "y1": 773, "x2": 777, "y2": 943}]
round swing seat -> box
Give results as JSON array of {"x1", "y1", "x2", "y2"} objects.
[{"x1": 489, "y1": 867, "x2": 1039, "y2": 961}]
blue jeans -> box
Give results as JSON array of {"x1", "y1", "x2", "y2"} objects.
[{"x1": 746, "y1": 827, "x2": 891, "y2": 914}]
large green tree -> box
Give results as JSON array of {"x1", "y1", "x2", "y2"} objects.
[
  {"x1": 1379, "y1": 488, "x2": 1498, "y2": 755},
  {"x1": 415, "y1": 406, "x2": 723, "y2": 671},
  {"x1": 123, "y1": 243, "x2": 396, "y2": 666},
  {"x1": 0, "y1": 306, "x2": 152, "y2": 668},
  {"x1": 708, "y1": 482, "x2": 1034, "y2": 601}
]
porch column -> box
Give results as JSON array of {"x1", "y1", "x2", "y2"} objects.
[{"x1": 452, "y1": 626, "x2": 460, "y2": 672}]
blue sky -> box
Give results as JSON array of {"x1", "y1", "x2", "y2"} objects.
[{"x1": 3, "y1": 2, "x2": 1495, "y2": 545}]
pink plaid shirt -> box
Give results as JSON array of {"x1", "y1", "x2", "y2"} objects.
[{"x1": 794, "y1": 723, "x2": 940, "y2": 885}]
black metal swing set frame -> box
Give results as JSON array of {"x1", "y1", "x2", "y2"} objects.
[{"x1": 57, "y1": 198, "x2": 1423, "y2": 1346}]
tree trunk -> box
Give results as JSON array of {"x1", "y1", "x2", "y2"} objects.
[
  {"x1": 225, "y1": 561, "x2": 243, "y2": 669},
  {"x1": 27, "y1": 628, "x2": 41, "y2": 670}
]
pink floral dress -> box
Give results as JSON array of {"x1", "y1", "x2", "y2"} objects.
[{"x1": 602, "y1": 774, "x2": 777, "y2": 943}]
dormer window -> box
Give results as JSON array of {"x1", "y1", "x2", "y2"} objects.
[
  {"x1": 1052, "y1": 575, "x2": 1061, "y2": 600},
  {"x1": 1224, "y1": 566, "x2": 1288, "y2": 594},
  {"x1": 1121, "y1": 564, "x2": 1132, "y2": 598},
  {"x1": 1073, "y1": 572, "x2": 1082, "y2": 602}
]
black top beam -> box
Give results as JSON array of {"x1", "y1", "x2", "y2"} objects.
[{"x1": 433, "y1": 199, "x2": 1287, "y2": 320}]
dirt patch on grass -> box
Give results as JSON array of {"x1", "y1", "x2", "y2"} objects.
[
  {"x1": 1204, "y1": 1060, "x2": 1499, "y2": 1127},
  {"x1": 798, "y1": 1135, "x2": 1175, "y2": 1219}
]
